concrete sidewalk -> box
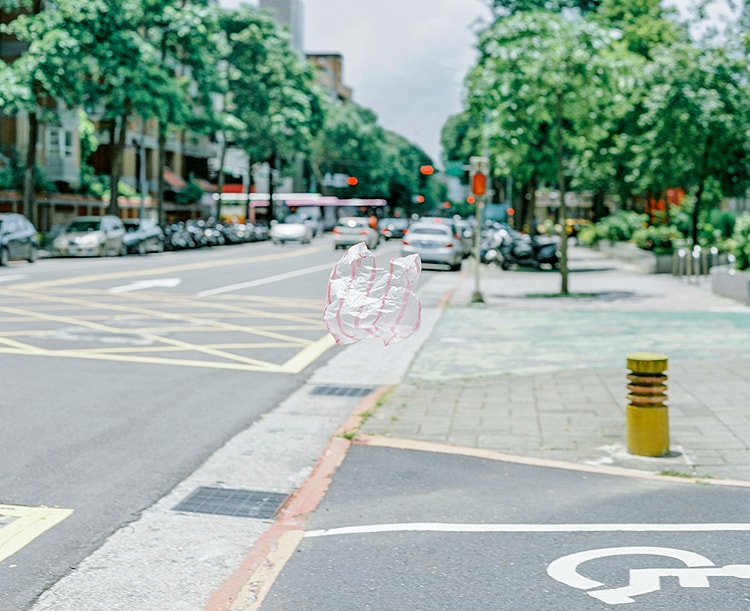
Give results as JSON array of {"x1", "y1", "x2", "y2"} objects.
[{"x1": 362, "y1": 245, "x2": 750, "y2": 481}]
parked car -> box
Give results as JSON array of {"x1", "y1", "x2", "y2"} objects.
[
  {"x1": 53, "y1": 215, "x2": 126, "y2": 257},
  {"x1": 378, "y1": 217, "x2": 410, "y2": 240},
  {"x1": 401, "y1": 221, "x2": 463, "y2": 270},
  {"x1": 123, "y1": 219, "x2": 165, "y2": 255},
  {"x1": 332, "y1": 216, "x2": 380, "y2": 250},
  {"x1": 0, "y1": 212, "x2": 38, "y2": 265},
  {"x1": 269, "y1": 213, "x2": 314, "y2": 244}
]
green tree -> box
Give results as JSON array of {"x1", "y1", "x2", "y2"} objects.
[
  {"x1": 0, "y1": 0, "x2": 93, "y2": 225},
  {"x1": 466, "y1": 11, "x2": 628, "y2": 293},
  {"x1": 631, "y1": 43, "x2": 750, "y2": 244},
  {"x1": 483, "y1": 0, "x2": 602, "y2": 18},
  {"x1": 222, "y1": 5, "x2": 324, "y2": 219}
]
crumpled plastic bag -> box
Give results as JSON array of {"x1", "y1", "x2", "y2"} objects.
[{"x1": 324, "y1": 242, "x2": 422, "y2": 345}]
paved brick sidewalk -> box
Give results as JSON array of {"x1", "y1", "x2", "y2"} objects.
[{"x1": 362, "y1": 245, "x2": 750, "y2": 481}]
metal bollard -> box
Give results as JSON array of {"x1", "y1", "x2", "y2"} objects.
[{"x1": 626, "y1": 352, "x2": 670, "y2": 457}]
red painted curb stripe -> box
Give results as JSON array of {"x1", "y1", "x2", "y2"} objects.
[{"x1": 203, "y1": 386, "x2": 390, "y2": 610}]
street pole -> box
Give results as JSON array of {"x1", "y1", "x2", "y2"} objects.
[
  {"x1": 469, "y1": 155, "x2": 489, "y2": 304},
  {"x1": 138, "y1": 124, "x2": 146, "y2": 220},
  {"x1": 472, "y1": 196, "x2": 484, "y2": 303}
]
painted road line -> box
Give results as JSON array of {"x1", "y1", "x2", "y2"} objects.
[
  {"x1": 305, "y1": 523, "x2": 750, "y2": 538},
  {"x1": 0, "y1": 274, "x2": 27, "y2": 284},
  {"x1": 0, "y1": 504, "x2": 73, "y2": 563},
  {"x1": 198, "y1": 262, "x2": 334, "y2": 296},
  {"x1": 109, "y1": 278, "x2": 182, "y2": 293},
  {"x1": 14, "y1": 246, "x2": 324, "y2": 290}
]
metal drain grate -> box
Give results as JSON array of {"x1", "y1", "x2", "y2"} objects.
[
  {"x1": 173, "y1": 487, "x2": 288, "y2": 519},
  {"x1": 310, "y1": 385, "x2": 375, "y2": 397}
]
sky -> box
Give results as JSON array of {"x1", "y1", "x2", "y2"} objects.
[
  {"x1": 221, "y1": 0, "x2": 737, "y2": 166},
  {"x1": 222, "y1": 0, "x2": 491, "y2": 164}
]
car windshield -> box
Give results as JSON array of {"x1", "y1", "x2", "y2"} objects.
[
  {"x1": 282, "y1": 214, "x2": 306, "y2": 224},
  {"x1": 66, "y1": 219, "x2": 101, "y2": 232},
  {"x1": 410, "y1": 227, "x2": 450, "y2": 236},
  {"x1": 124, "y1": 222, "x2": 140, "y2": 232}
]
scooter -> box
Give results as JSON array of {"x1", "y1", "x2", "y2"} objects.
[{"x1": 486, "y1": 229, "x2": 560, "y2": 270}]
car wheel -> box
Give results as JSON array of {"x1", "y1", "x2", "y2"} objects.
[
  {"x1": 138, "y1": 241, "x2": 147, "y2": 256},
  {"x1": 0, "y1": 247, "x2": 8, "y2": 266},
  {"x1": 28, "y1": 246, "x2": 37, "y2": 263}
]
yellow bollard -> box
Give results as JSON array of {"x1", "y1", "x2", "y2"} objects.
[{"x1": 626, "y1": 352, "x2": 670, "y2": 457}]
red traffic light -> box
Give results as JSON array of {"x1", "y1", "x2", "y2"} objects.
[
  {"x1": 471, "y1": 172, "x2": 487, "y2": 196},
  {"x1": 347, "y1": 176, "x2": 358, "y2": 186},
  {"x1": 466, "y1": 196, "x2": 475, "y2": 204},
  {"x1": 420, "y1": 165, "x2": 435, "y2": 175}
]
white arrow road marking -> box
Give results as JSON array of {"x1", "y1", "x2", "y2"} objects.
[
  {"x1": 109, "y1": 278, "x2": 182, "y2": 293},
  {"x1": 0, "y1": 274, "x2": 27, "y2": 284}
]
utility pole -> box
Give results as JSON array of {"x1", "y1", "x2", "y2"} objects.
[{"x1": 469, "y1": 155, "x2": 489, "y2": 303}]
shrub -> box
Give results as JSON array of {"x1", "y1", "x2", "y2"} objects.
[
  {"x1": 730, "y1": 213, "x2": 750, "y2": 271},
  {"x1": 632, "y1": 225, "x2": 682, "y2": 254}
]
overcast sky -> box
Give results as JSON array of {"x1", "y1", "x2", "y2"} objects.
[
  {"x1": 221, "y1": 0, "x2": 490, "y2": 164},
  {"x1": 221, "y1": 0, "x2": 735, "y2": 166}
]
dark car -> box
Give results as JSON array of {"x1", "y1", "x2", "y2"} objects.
[
  {"x1": 378, "y1": 217, "x2": 409, "y2": 240},
  {"x1": 0, "y1": 212, "x2": 38, "y2": 266},
  {"x1": 123, "y1": 219, "x2": 165, "y2": 255}
]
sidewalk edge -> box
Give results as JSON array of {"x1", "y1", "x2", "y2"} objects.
[
  {"x1": 356, "y1": 435, "x2": 750, "y2": 488},
  {"x1": 203, "y1": 387, "x2": 391, "y2": 611}
]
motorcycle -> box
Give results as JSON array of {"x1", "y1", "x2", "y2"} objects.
[{"x1": 485, "y1": 228, "x2": 561, "y2": 270}]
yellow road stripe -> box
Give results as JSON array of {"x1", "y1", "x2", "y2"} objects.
[
  {"x1": 15, "y1": 246, "x2": 324, "y2": 290},
  {"x1": 0, "y1": 505, "x2": 74, "y2": 564},
  {"x1": 280, "y1": 334, "x2": 337, "y2": 374}
]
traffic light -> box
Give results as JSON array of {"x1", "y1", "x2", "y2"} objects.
[
  {"x1": 420, "y1": 165, "x2": 435, "y2": 175},
  {"x1": 469, "y1": 156, "x2": 488, "y2": 198},
  {"x1": 466, "y1": 196, "x2": 475, "y2": 204},
  {"x1": 347, "y1": 176, "x2": 358, "y2": 186}
]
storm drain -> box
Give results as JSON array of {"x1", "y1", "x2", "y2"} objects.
[
  {"x1": 310, "y1": 385, "x2": 375, "y2": 398},
  {"x1": 173, "y1": 486, "x2": 288, "y2": 519}
]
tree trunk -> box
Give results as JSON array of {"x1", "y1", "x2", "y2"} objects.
[
  {"x1": 555, "y1": 91, "x2": 569, "y2": 295},
  {"x1": 244, "y1": 155, "x2": 253, "y2": 223},
  {"x1": 268, "y1": 152, "x2": 277, "y2": 222},
  {"x1": 216, "y1": 132, "x2": 227, "y2": 222},
  {"x1": 24, "y1": 106, "x2": 38, "y2": 226},
  {"x1": 157, "y1": 124, "x2": 166, "y2": 225},
  {"x1": 107, "y1": 119, "x2": 121, "y2": 216}
]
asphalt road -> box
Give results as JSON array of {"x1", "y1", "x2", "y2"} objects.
[
  {"x1": 0, "y1": 237, "x2": 403, "y2": 610},
  {"x1": 262, "y1": 444, "x2": 750, "y2": 610}
]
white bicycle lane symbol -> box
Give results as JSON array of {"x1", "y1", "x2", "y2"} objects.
[{"x1": 547, "y1": 546, "x2": 750, "y2": 605}]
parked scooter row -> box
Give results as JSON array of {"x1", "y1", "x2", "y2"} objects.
[
  {"x1": 162, "y1": 219, "x2": 269, "y2": 251},
  {"x1": 480, "y1": 222, "x2": 561, "y2": 270}
]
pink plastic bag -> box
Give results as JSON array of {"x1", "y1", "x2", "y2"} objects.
[{"x1": 324, "y1": 242, "x2": 422, "y2": 345}]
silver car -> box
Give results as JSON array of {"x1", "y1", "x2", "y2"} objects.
[
  {"x1": 332, "y1": 217, "x2": 380, "y2": 250},
  {"x1": 53, "y1": 215, "x2": 126, "y2": 257},
  {"x1": 401, "y1": 222, "x2": 463, "y2": 270}
]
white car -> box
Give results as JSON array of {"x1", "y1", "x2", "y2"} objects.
[
  {"x1": 402, "y1": 221, "x2": 463, "y2": 271},
  {"x1": 53, "y1": 215, "x2": 126, "y2": 257},
  {"x1": 269, "y1": 214, "x2": 314, "y2": 244},
  {"x1": 332, "y1": 217, "x2": 380, "y2": 250}
]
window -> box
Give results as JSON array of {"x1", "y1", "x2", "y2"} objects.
[{"x1": 47, "y1": 128, "x2": 74, "y2": 158}]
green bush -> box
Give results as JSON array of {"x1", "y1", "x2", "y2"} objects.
[
  {"x1": 730, "y1": 213, "x2": 750, "y2": 271},
  {"x1": 632, "y1": 225, "x2": 682, "y2": 254}
]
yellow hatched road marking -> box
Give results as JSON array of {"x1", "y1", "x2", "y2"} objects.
[
  {"x1": 15, "y1": 246, "x2": 323, "y2": 290},
  {"x1": 0, "y1": 505, "x2": 73, "y2": 563}
]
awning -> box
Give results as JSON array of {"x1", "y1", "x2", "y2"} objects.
[
  {"x1": 163, "y1": 170, "x2": 186, "y2": 191},
  {"x1": 194, "y1": 178, "x2": 217, "y2": 192}
]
